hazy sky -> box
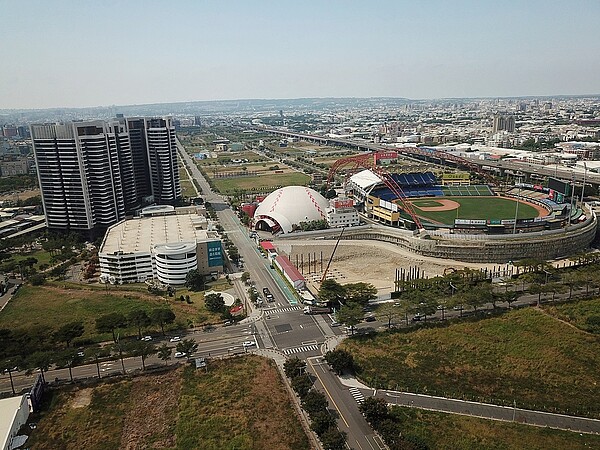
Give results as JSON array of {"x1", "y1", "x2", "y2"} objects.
[{"x1": 2, "y1": 0, "x2": 599, "y2": 109}]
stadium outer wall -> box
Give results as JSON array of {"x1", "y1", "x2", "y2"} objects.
[{"x1": 278, "y1": 213, "x2": 598, "y2": 263}]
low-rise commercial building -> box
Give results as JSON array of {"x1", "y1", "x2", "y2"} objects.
[{"x1": 99, "y1": 209, "x2": 223, "y2": 285}]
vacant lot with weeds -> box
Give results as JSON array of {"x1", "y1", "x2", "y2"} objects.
[
  {"x1": 341, "y1": 307, "x2": 600, "y2": 417},
  {"x1": 28, "y1": 356, "x2": 309, "y2": 450},
  {"x1": 386, "y1": 406, "x2": 600, "y2": 450},
  {"x1": 0, "y1": 282, "x2": 223, "y2": 342}
]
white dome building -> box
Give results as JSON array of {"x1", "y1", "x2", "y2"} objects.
[{"x1": 254, "y1": 186, "x2": 329, "y2": 234}]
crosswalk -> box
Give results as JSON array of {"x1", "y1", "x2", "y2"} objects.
[
  {"x1": 283, "y1": 344, "x2": 320, "y2": 355},
  {"x1": 349, "y1": 387, "x2": 365, "y2": 404},
  {"x1": 266, "y1": 305, "x2": 302, "y2": 314}
]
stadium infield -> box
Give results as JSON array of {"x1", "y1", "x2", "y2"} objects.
[{"x1": 409, "y1": 196, "x2": 545, "y2": 225}]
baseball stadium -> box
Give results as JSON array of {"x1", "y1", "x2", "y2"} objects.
[
  {"x1": 350, "y1": 170, "x2": 569, "y2": 234},
  {"x1": 261, "y1": 150, "x2": 595, "y2": 263}
]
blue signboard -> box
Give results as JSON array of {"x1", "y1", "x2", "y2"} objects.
[{"x1": 207, "y1": 240, "x2": 223, "y2": 267}]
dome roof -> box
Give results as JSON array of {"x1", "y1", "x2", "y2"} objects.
[{"x1": 254, "y1": 186, "x2": 329, "y2": 233}]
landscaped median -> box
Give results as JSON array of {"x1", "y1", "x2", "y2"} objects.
[{"x1": 341, "y1": 305, "x2": 600, "y2": 419}]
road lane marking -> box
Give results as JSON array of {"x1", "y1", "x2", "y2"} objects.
[{"x1": 308, "y1": 359, "x2": 350, "y2": 428}]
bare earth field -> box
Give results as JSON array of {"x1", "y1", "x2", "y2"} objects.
[
  {"x1": 0, "y1": 188, "x2": 40, "y2": 201},
  {"x1": 275, "y1": 239, "x2": 504, "y2": 295}
]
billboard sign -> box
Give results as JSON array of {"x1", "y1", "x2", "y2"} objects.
[
  {"x1": 207, "y1": 240, "x2": 223, "y2": 267},
  {"x1": 334, "y1": 199, "x2": 354, "y2": 209}
]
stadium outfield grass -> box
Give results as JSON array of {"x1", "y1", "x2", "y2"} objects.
[{"x1": 411, "y1": 196, "x2": 541, "y2": 225}]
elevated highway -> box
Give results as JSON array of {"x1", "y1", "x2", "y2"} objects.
[{"x1": 257, "y1": 127, "x2": 600, "y2": 188}]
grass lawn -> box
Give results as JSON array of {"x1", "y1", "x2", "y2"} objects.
[
  {"x1": 12, "y1": 249, "x2": 53, "y2": 269},
  {"x1": 410, "y1": 196, "x2": 540, "y2": 225},
  {"x1": 544, "y1": 297, "x2": 600, "y2": 333},
  {"x1": 341, "y1": 308, "x2": 600, "y2": 418},
  {"x1": 0, "y1": 283, "x2": 223, "y2": 342},
  {"x1": 28, "y1": 357, "x2": 310, "y2": 450},
  {"x1": 386, "y1": 406, "x2": 600, "y2": 450},
  {"x1": 211, "y1": 172, "x2": 310, "y2": 193}
]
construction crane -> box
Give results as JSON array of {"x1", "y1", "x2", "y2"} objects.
[{"x1": 320, "y1": 227, "x2": 345, "y2": 284}]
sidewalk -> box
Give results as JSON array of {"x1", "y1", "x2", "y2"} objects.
[{"x1": 374, "y1": 389, "x2": 600, "y2": 435}]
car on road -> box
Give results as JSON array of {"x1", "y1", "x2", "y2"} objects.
[
  {"x1": 141, "y1": 335, "x2": 152, "y2": 341},
  {"x1": 364, "y1": 315, "x2": 376, "y2": 322},
  {"x1": 223, "y1": 320, "x2": 233, "y2": 326},
  {"x1": 174, "y1": 351, "x2": 187, "y2": 358},
  {"x1": 242, "y1": 341, "x2": 256, "y2": 348},
  {"x1": 412, "y1": 314, "x2": 424, "y2": 322},
  {"x1": 330, "y1": 321, "x2": 341, "y2": 327},
  {"x1": 169, "y1": 336, "x2": 181, "y2": 342}
]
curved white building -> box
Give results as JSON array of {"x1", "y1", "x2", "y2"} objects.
[
  {"x1": 254, "y1": 186, "x2": 329, "y2": 233},
  {"x1": 153, "y1": 242, "x2": 198, "y2": 285},
  {"x1": 99, "y1": 210, "x2": 223, "y2": 285}
]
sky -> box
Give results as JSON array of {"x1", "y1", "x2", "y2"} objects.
[{"x1": 1, "y1": 0, "x2": 599, "y2": 109}]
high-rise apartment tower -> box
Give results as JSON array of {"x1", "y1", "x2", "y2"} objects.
[{"x1": 31, "y1": 116, "x2": 181, "y2": 234}]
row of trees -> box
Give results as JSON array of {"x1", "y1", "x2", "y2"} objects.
[
  {"x1": 95, "y1": 308, "x2": 176, "y2": 342},
  {"x1": 359, "y1": 397, "x2": 428, "y2": 450},
  {"x1": 283, "y1": 357, "x2": 347, "y2": 450}
]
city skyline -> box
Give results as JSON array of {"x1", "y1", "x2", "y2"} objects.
[{"x1": 2, "y1": 0, "x2": 599, "y2": 109}]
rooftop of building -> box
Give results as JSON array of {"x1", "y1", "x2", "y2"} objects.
[
  {"x1": 0, "y1": 395, "x2": 27, "y2": 450},
  {"x1": 100, "y1": 213, "x2": 216, "y2": 255}
]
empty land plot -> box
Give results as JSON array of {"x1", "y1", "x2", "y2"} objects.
[
  {"x1": 211, "y1": 172, "x2": 310, "y2": 193},
  {"x1": 385, "y1": 406, "x2": 600, "y2": 450},
  {"x1": 0, "y1": 283, "x2": 221, "y2": 342},
  {"x1": 543, "y1": 297, "x2": 600, "y2": 333},
  {"x1": 341, "y1": 308, "x2": 600, "y2": 418},
  {"x1": 410, "y1": 196, "x2": 541, "y2": 225},
  {"x1": 28, "y1": 357, "x2": 309, "y2": 450}
]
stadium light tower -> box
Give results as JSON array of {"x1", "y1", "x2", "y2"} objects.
[
  {"x1": 580, "y1": 161, "x2": 587, "y2": 204},
  {"x1": 513, "y1": 178, "x2": 521, "y2": 234}
]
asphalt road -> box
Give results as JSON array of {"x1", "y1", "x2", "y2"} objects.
[
  {"x1": 378, "y1": 391, "x2": 600, "y2": 434},
  {"x1": 308, "y1": 357, "x2": 386, "y2": 450}
]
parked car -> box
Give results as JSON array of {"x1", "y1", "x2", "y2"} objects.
[
  {"x1": 242, "y1": 341, "x2": 256, "y2": 348},
  {"x1": 141, "y1": 335, "x2": 152, "y2": 341},
  {"x1": 174, "y1": 351, "x2": 186, "y2": 358},
  {"x1": 364, "y1": 315, "x2": 376, "y2": 322},
  {"x1": 169, "y1": 336, "x2": 181, "y2": 342}
]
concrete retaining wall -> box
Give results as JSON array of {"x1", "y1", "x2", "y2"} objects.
[{"x1": 279, "y1": 215, "x2": 598, "y2": 263}]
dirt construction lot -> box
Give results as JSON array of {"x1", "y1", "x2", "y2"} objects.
[{"x1": 275, "y1": 239, "x2": 505, "y2": 295}]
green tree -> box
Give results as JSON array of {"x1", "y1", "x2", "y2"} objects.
[
  {"x1": 324, "y1": 349, "x2": 354, "y2": 375},
  {"x1": 284, "y1": 357, "x2": 306, "y2": 378},
  {"x1": 176, "y1": 339, "x2": 199, "y2": 359},
  {"x1": 0, "y1": 356, "x2": 23, "y2": 395},
  {"x1": 377, "y1": 303, "x2": 400, "y2": 328},
  {"x1": 335, "y1": 302, "x2": 363, "y2": 335},
  {"x1": 319, "y1": 427, "x2": 346, "y2": 450},
  {"x1": 310, "y1": 410, "x2": 336, "y2": 436},
  {"x1": 185, "y1": 269, "x2": 205, "y2": 291},
  {"x1": 359, "y1": 397, "x2": 390, "y2": 426},
  {"x1": 127, "y1": 341, "x2": 156, "y2": 370},
  {"x1": 150, "y1": 308, "x2": 176, "y2": 335},
  {"x1": 204, "y1": 293, "x2": 225, "y2": 313},
  {"x1": 157, "y1": 343, "x2": 172, "y2": 366},
  {"x1": 301, "y1": 390, "x2": 328, "y2": 416},
  {"x1": 95, "y1": 313, "x2": 127, "y2": 342},
  {"x1": 241, "y1": 271, "x2": 251, "y2": 284},
  {"x1": 291, "y1": 373, "x2": 313, "y2": 398},
  {"x1": 528, "y1": 283, "x2": 543, "y2": 305},
  {"x1": 55, "y1": 349, "x2": 83, "y2": 382},
  {"x1": 344, "y1": 282, "x2": 377, "y2": 306},
  {"x1": 54, "y1": 321, "x2": 84, "y2": 348},
  {"x1": 27, "y1": 350, "x2": 54, "y2": 384},
  {"x1": 318, "y1": 279, "x2": 346, "y2": 306},
  {"x1": 128, "y1": 309, "x2": 151, "y2": 339}
]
